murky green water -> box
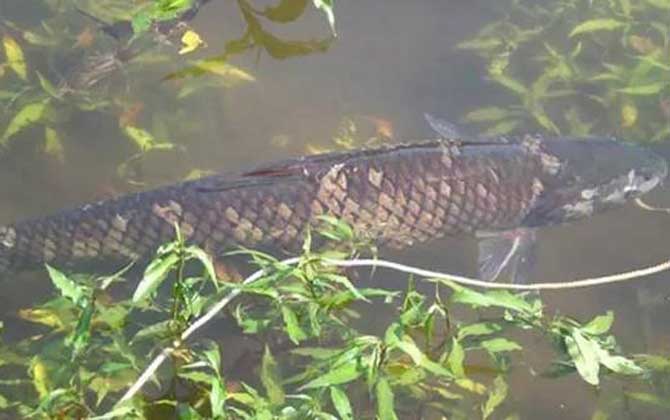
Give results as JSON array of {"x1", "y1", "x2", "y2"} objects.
[{"x1": 2, "y1": 0, "x2": 670, "y2": 418}]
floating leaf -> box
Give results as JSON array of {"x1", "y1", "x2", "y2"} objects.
[
  {"x1": 179, "y1": 30, "x2": 205, "y2": 55},
  {"x1": 3, "y1": 35, "x2": 27, "y2": 80},
  {"x1": 1, "y1": 100, "x2": 49, "y2": 145},
  {"x1": 570, "y1": 19, "x2": 626, "y2": 37}
]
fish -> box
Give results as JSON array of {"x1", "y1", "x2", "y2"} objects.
[{"x1": 0, "y1": 116, "x2": 666, "y2": 282}]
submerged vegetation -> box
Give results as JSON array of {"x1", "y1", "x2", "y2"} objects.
[
  {"x1": 0, "y1": 219, "x2": 669, "y2": 418},
  {"x1": 458, "y1": 0, "x2": 670, "y2": 141},
  {"x1": 1, "y1": 0, "x2": 670, "y2": 418},
  {"x1": 0, "y1": 0, "x2": 335, "y2": 186}
]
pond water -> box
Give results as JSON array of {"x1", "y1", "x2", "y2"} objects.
[{"x1": 1, "y1": 0, "x2": 670, "y2": 418}]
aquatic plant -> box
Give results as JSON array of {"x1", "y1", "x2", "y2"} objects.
[
  {"x1": 0, "y1": 0, "x2": 334, "y2": 186},
  {"x1": 458, "y1": 0, "x2": 670, "y2": 141},
  {"x1": 0, "y1": 218, "x2": 668, "y2": 418}
]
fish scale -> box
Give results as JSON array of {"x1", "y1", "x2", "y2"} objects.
[{"x1": 0, "y1": 136, "x2": 663, "y2": 278}]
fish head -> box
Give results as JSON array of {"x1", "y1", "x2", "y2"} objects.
[{"x1": 523, "y1": 137, "x2": 668, "y2": 226}]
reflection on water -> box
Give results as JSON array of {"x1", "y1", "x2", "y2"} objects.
[{"x1": 1, "y1": 0, "x2": 670, "y2": 418}]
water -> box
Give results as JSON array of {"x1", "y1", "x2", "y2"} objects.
[{"x1": 1, "y1": 0, "x2": 670, "y2": 418}]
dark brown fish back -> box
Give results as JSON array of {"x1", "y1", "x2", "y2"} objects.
[{"x1": 0, "y1": 140, "x2": 545, "y2": 274}]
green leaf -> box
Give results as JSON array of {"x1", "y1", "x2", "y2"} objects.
[
  {"x1": 447, "y1": 285, "x2": 536, "y2": 315},
  {"x1": 617, "y1": 82, "x2": 667, "y2": 95},
  {"x1": 46, "y1": 265, "x2": 85, "y2": 306},
  {"x1": 261, "y1": 346, "x2": 285, "y2": 405},
  {"x1": 565, "y1": 330, "x2": 600, "y2": 385},
  {"x1": 330, "y1": 386, "x2": 353, "y2": 420},
  {"x1": 457, "y1": 37, "x2": 503, "y2": 51},
  {"x1": 3, "y1": 35, "x2": 27, "y2": 80},
  {"x1": 1, "y1": 100, "x2": 49, "y2": 145},
  {"x1": 458, "y1": 322, "x2": 502, "y2": 339},
  {"x1": 375, "y1": 377, "x2": 398, "y2": 420},
  {"x1": 133, "y1": 253, "x2": 180, "y2": 302},
  {"x1": 392, "y1": 334, "x2": 452, "y2": 378},
  {"x1": 124, "y1": 126, "x2": 157, "y2": 151},
  {"x1": 645, "y1": 0, "x2": 670, "y2": 10},
  {"x1": 570, "y1": 19, "x2": 627, "y2": 37},
  {"x1": 596, "y1": 349, "x2": 643, "y2": 376},
  {"x1": 463, "y1": 107, "x2": 511, "y2": 123},
  {"x1": 210, "y1": 377, "x2": 226, "y2": 418},
  {"x1": 185, "y1": 246, "x2": 218, "y2": 284},
  {"x1": 581, "y1": 311, "x2": 614, "y2": 336},
  {"x1": 626, "y1": 392, "x2": 670, "y2": 408},
  {"x1": 291, "y1": 347, "x2": 342, "y2": 359},
  {"x1": 37, "y1": 72, "x2": 61, "y2": 99},
  {"x1": 482, "y1": 120, "x2": 520, "y2": 137},
  {"x1": 313, "y1": 0, "x2": 336, "y2": 36},
  {"x1": 262, "y1": 0, "x2": 309, "y2": 22},
  {"x1": 480, "y1": 338, "x2": 522, "y2": 354},
  {"x1": 281, "y1": 306, "x2": 307, "y2": 344},
  {"x1": 482, "y1": 376, "x2": 508, "y2": 419},
  {"x1": 447, "y1": 338, "x2": 465, "y2": 378},
  {"x1": 300, "y1": 361, "x2": 362, "y2": 389},
  {"x1": 490, "y1": 74, "x2": 528, "y2": 96},
  {"x1": 44, "y1": 127, "x2": 65, "y2": 162}
]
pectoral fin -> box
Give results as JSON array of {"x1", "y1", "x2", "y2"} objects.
[{"x1": 476, "y1": 229, "x2": 538, "y2": 283}]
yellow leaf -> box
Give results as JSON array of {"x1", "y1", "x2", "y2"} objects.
[
  {"x1": 195, "y1": 61, "x2": 255, "y2": 84},
  {"x1": 1, "y1": 100, "x2": 49, "y2": 145},
  {"x1": 2, "y1": 35, "x2": 27, "y2": 80},
  {"x1": 18, "y1": 308, "x2": 66, "y2": 329},
  {"x1": 179, "y1": 30, "x2": 205, "y2": 55},
  {"x1": 30, "y1": 357, "x2": 51, "y2": 399},
  {"x1": 44, "y1": 127, "x2": 65, "y2": 162},
  {"x1": 621, "y1": 103, "x2": 638, "y2": 128}
]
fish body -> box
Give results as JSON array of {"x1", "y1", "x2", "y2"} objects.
[{"x1": 0, "y1": 133, "x2": 666, "y2": 280}]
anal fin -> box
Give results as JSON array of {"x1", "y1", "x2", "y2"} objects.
[{"x1": 476, "y1": 228, "x2": 537, "y2": 283}]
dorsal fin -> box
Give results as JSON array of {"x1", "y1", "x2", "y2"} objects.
[
  {"x1": 424, "y1": 113, "x2": 466, "y2": 139},
  {"x1": 425, "y1": 113, "x2": 510, "y2": 144}
]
